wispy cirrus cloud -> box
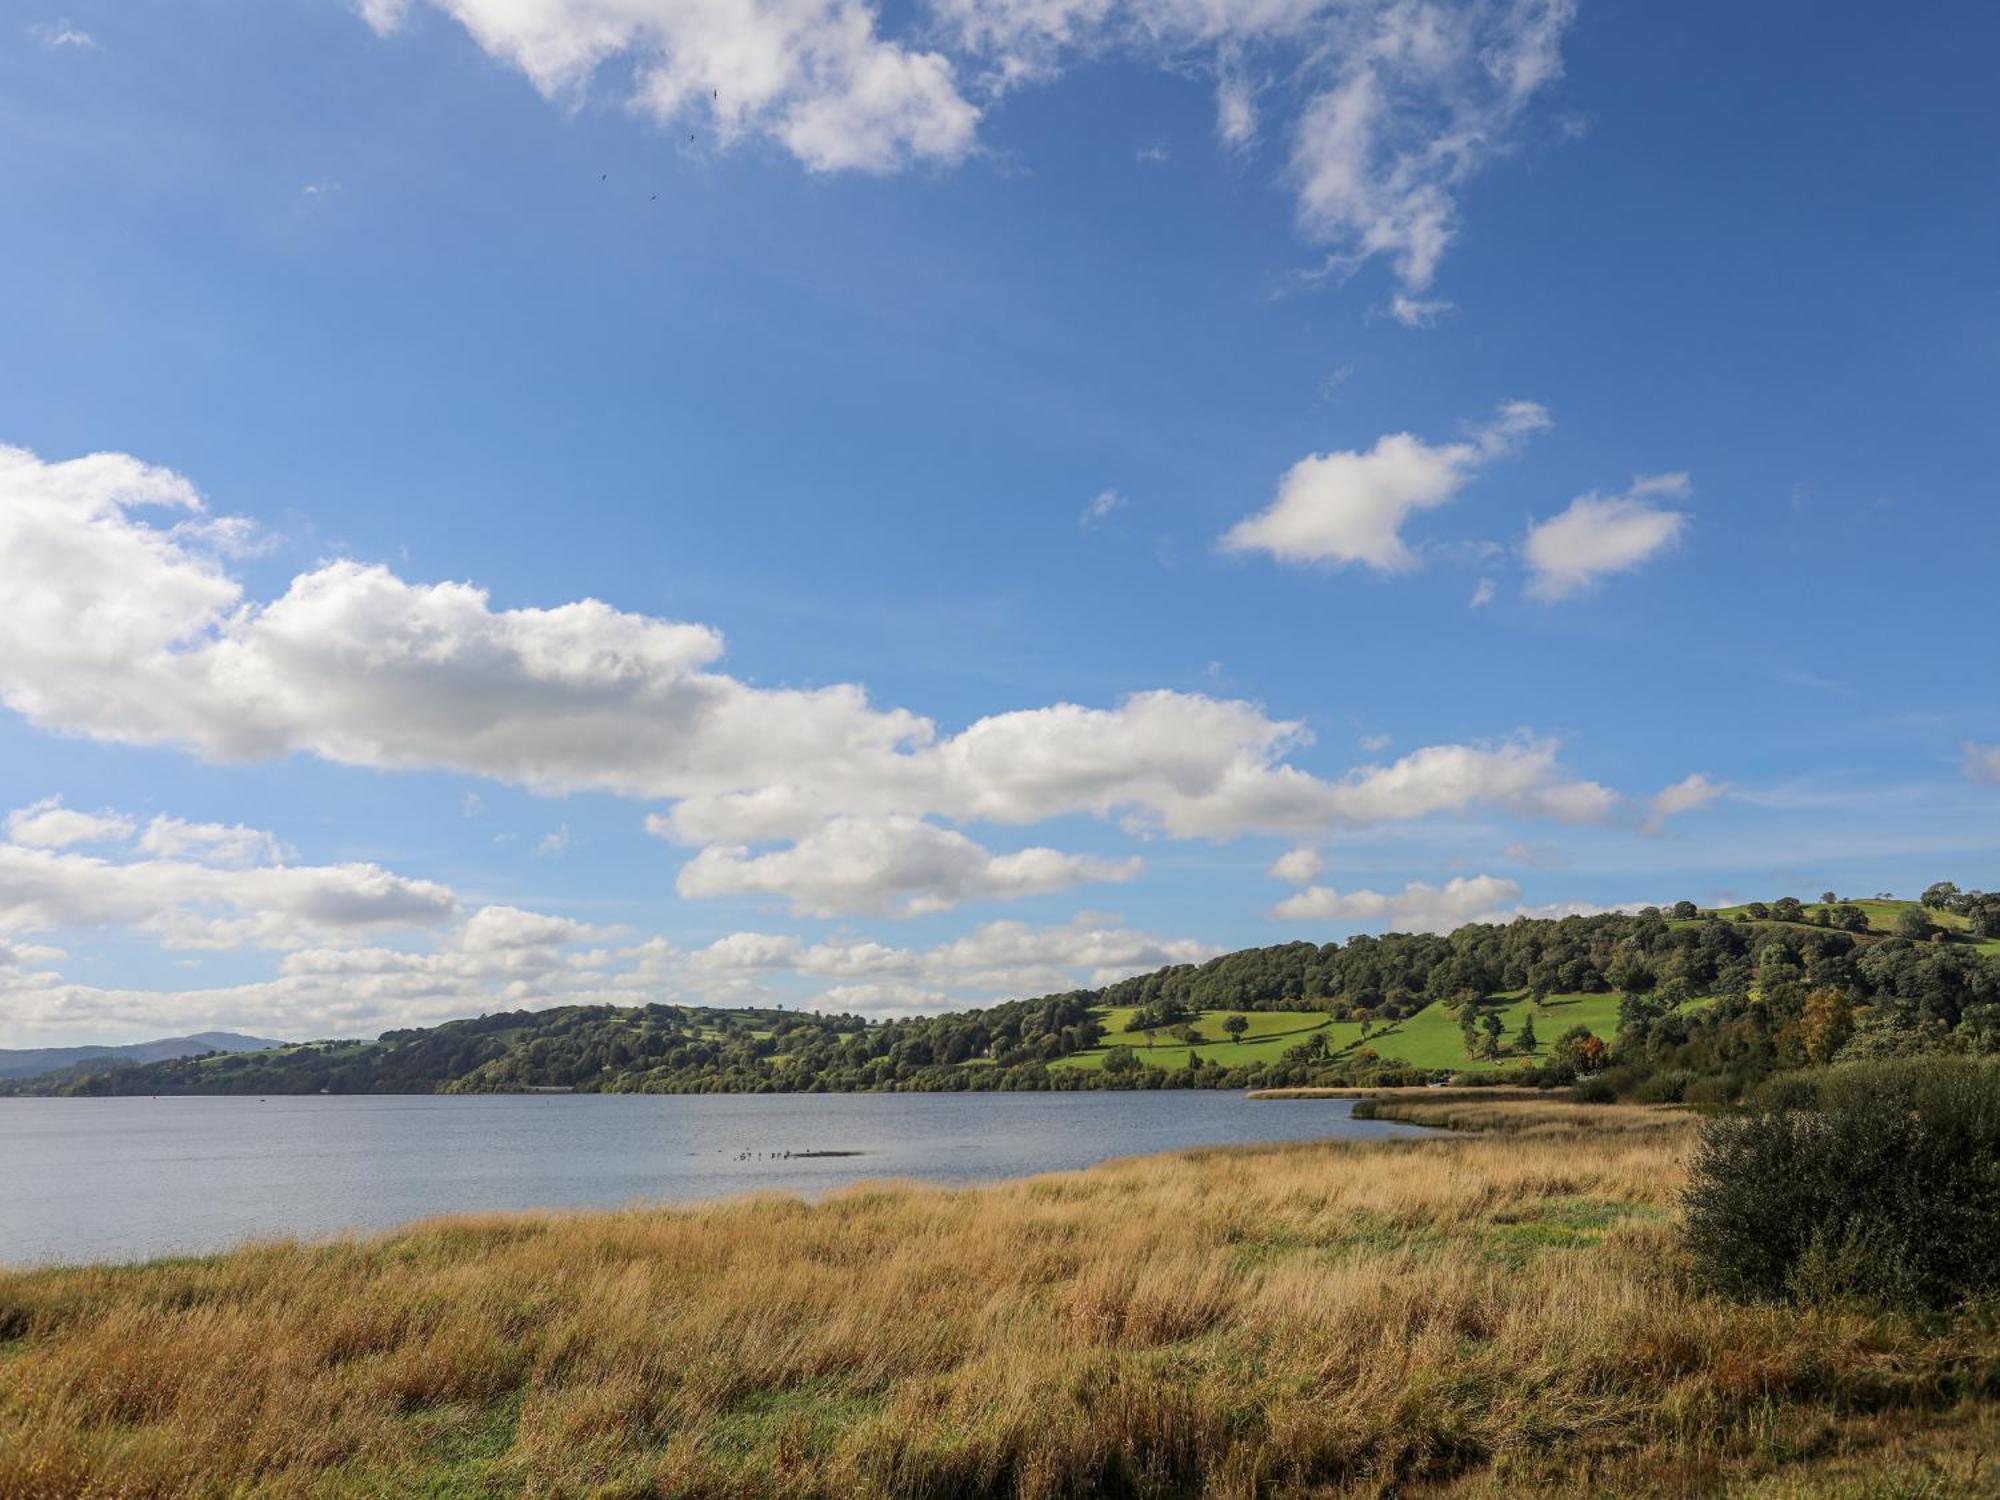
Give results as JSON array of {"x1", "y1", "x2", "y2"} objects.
[{"x1": 358, "y1": 0, "x2": 1577, "y2": 303}]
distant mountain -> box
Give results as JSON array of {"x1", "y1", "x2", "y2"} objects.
[{"x1": 0, "y1": 1031, "x2": 289, "y2": 1082}]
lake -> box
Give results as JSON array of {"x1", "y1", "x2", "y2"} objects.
[{"x1": 0, "y1": 1091, "x2": 1428, "y2": 1267}]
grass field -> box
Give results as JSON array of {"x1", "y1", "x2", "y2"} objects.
[
  {"x1": 4, "y1": 1099, "x2": 1994, "y2": 1497},
  {"x1": 1052, "y1": 992, "x2": 1634, "y2": 1076}
]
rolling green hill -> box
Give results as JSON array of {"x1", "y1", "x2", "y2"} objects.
[{"x1": 12, "y1": 884, "x2": 1996, "y2": 1097}]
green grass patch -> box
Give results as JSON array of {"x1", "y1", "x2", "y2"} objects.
[
  {"x1": 1050, "y1": 991, "x2": 1662, "y2": 1076},
  {"x1": 1052, "y1": 1008, "x2": 1342, "y2": 1072}
]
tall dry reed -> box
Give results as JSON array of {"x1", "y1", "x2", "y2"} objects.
[{"x1": 0, "y1": 1102, "x2": 1991, "y2": 1497}]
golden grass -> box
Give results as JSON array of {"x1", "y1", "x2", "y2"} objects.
[{"x1": 1, "y1": 1101, "x2": 1994, "y2": 1498}]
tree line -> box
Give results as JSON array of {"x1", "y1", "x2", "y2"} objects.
[{"x1": 12, "y1": 887, "x2": 1995, "y2": 1098}]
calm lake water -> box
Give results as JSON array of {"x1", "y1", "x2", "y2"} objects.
[{"x1": 0, "y1": 1091, "x2": 1428, "y2": 1267}]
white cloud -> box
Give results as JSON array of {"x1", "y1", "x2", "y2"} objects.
[
  {"x1": 1965, "y1": 743, "x2": 2000, "y2": 786},
  {"x1": 1524, "y1": 473, "x2": 1691, "y2": 601},
  {"x1": 1215, "y1": 71, "x2": 1256, "y2": 147},
  {"x1": 457, "y1": 903, "x2": 599, "y2": 951},
  {"x1": 137, "y1": 816, "x2": 290, "y2": 867},
  {"x1": 28, "y1": 19, "x2": 96, "y2": 49},
  {"x1": 357, "y1": 2, "x2": 1571, "y2": 298},
  {"x1": 814, "y1": 981, "x2": 952, "y2": 1014},
  {"x1": 1468, "y1": 576, "x2": 1496, "y2": 608},
  {"x1": 1220, "y1": 401, "x2": 1549, "y2": 570},
  {"x1": 1479, "y1": 897, "x2": 1650, "y2": 922},
  {"x1": 536, "y1": 822, "x2": 575, "y2": 857},
  {"x1": 668, "y1": 814, "x2": 1142, "y2": 916},
  {"x1": 5, "y1": 797, "x2": 134, "y2": 849},
  {"x1": 1387, "y1": 293, "x2": 1452, "y2": 328},
  {"x1": 940, "y1": 0, "x2": 1573, "y2": 297},
  {"x1": 0, "y1": 840, "x2": 456, "y2": 952},
  {"x1": 1272, "y1": 873, "x2": 1522, "y2": 932},
  {"x1": 1079, "y1": 488, "x2": 1125, "y2": 527},
  {"x1": 0, "y1": 444, "x2": 1630, "y2": 916},
  {"x1": 1359, "y1": 732, "x2": 1391, "y2": 753},
  {"x1": 1267, "y1": 845, "x2": 1322, "y2": 884},
  {"x1": 1643, "y1": 772, "x2": 1727, "y2": 833},
  {"x1": 365, "y1": 0, "x2": 979, "y2": 175},
  {"x1": 681, "y1": 912, "x2": 1217, "y2": 1011},
  {"x1": 1287, "y1": 0, "x2": 1574, "y2": 294}
]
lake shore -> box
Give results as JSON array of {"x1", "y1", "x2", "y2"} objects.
[{"x1": 4, "y1": 1096, "x2": 1994, "y2": 1497}]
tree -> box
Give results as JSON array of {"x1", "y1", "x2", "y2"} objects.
[
  {"x1": 1221, "y1": 1014, "x2": 1250, "y2": 1046},
  {"x1": 1671, "y1": 900, "x2": 1699, "y2": 920},
  {"x1": 1745, "y1": 902, "x2": 1770, "y2": 920},
  {"x1": 1800, "y1": 987, "x2": 1853, "y2": 1065},
  {"x1": 1771, "y1": 897, "x2": 1805, "y2": 923},
  {"x1": 1517, "y1": 1012, "x2": 1538, "y2": 1053},
  {"x1": 1478, "y1": 1011, "x2": 1504, "y2": 1059},
  {"x1": 1102, "y1": 1045, "x2": 1140, "y2": 1076},
  {"x1": 1922, "y1": 881, "x2": 1961, "y2": 911},
  {"x1": 1820, "y1": 891, "x2": 1838, "y2": 906},
  {"x1": 1895, "y1": 907, "x2": 1934, "y2": 942}
]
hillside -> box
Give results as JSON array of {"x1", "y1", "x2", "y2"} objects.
[
  {"x1": 0, "y1": 1031, "x2": 287, "y2": 1083},
  {"x1": 12, "y1": 886, "x2": 1995, "y2": 1101}
]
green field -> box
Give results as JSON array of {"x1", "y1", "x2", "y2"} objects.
[{"x1": 1050, "y1": 991, "x2": 1633, "y2": 1076}]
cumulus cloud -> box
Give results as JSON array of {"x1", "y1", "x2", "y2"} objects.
[
  {"x1": 1267, "y1": 846, "x2": 1322, "y2": 884},
  {"x1": 1220, "y1": 401, "x2": 1549, "y2": 570},
  {"x1": 668, "y1": 814, "x2": 1141, "y2": 916},
  {"x1": 0, "y1": 893, "x2": 1216, "y2": 1040},
  {"x1": 1272, "y1": 874, "x2": 1522, "y2": 932},
  {"x1": 5, "y1": 797, "x2": 135, "y2": 849},
  {"x1": 362, "y1": 0, "x2": 978, "y2": 174},
  {"x1": 678, "y1": 912, "x2": 1216, "y2": 1008},
  {"x1": 0, "y1": 838, "x2": 456, "y2": 952},
  {"x1": 1643, "y1": 772, "x2": 1727, "y2": 833},
  {"x1": 0, "y1": 444, "x2": 1630, "y2": 917},
  {"x1": 137, "y1": 816, "x2": 291, "y2": 867},
  {"x1": 1966, "y1": 743, "x2": 2000, "y2": 785},
  {"x1": 1525, "y1": 473, "x2": 1691, "y2": 601},
  {"x1": 1469, "y1": 576, "x2": 1496, "y2": 608}
]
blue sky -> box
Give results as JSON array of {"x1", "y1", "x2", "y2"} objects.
[{"x1": 1, "y1": 0, "x2": 1995, "y2": 1045}]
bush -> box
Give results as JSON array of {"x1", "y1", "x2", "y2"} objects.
[
  {"x1": 1682, "y1": 1058, "x2": 2000, "y2": 1309},
  {"x1": 1633, "y1": 1069, "x2": 1695, "y2": 1105},
  {"x1": 1752, "y1": 1071, "x2": 1820, "y2": 1111},
  {"x1": 1681, "y1": 1074, "x2": 1739, "y2": 1108},
  {"x1": 1570, "y1": 1075, "x2": 1617, "y2": 1104}
]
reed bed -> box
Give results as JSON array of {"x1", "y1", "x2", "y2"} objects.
[{"x1": 0, "y1": 1102, "x2": 1993, "y2": 1497}]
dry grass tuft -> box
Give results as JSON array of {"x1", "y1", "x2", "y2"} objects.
[{"x1": 0, "y1": 1099, "x2": 1992, "y2": 1497}]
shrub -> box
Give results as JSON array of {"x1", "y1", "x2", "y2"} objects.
[
  {"x1": 1634, "y1": 1070, "x2": 1695, "y2": 1105},
  {"x1": 1680, "y1": 1075, "x2": 1739, "y2": 1108},
  {"x1": 1682, "y1": 1058, "x2": 2000, "y2": 1309},
  {"x1": 1753, "y1": 1071, "x2": 1820, "y2": 1112}
]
